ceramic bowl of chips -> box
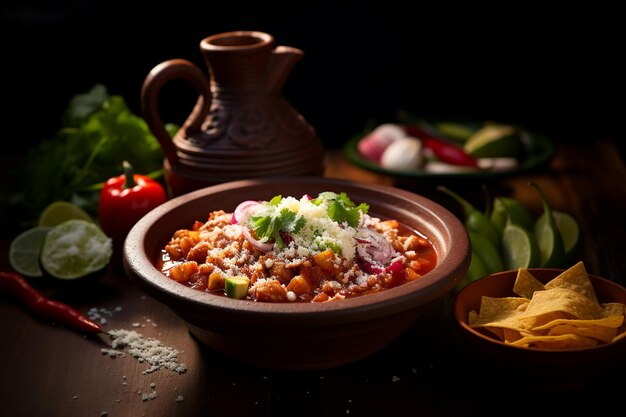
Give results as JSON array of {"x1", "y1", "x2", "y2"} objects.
[
  {"x1": 453, "y1": 262, "x2": 626, "y2": 390},
  {"x1": 124, "y1": 176, "x2": 470, "y2": 370}
]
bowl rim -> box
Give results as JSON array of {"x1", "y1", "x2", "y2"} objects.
[
  {"x1": 124, "y1": 176, "x2": 470, "y2": 323},
  {"x1": 453, "y1": 268, "x2": 626, "y2": 353}
]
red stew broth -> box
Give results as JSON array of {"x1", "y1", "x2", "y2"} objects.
[{"x1": 155, "y1": 211, "x2": 437, "y2": 303}]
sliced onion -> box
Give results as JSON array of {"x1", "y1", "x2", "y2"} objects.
[
  {"x1": 232, "y1": 200, "x2": 261, "y2": 225},
  {"x1": 355, "y1": 228, "x2": 399, "y2": 273},
  {"x1": 243, "y1": 227, "x2": 273, "y2": 252}
]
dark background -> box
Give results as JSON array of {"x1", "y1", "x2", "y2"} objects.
[{"x1": 2, "y1": 1, "x2": 623, "y2": 153}]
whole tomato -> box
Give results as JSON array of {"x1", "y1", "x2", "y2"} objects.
[{"x1": 99, "y1": 161, "x2": 167, "y2": 266}]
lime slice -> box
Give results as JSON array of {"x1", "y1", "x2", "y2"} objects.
[
  {"x1": 502, "y1": 222, "x2": 540, "y2": 269},
  {"x1": 38, "y1": 201, "x2": 93, "y2": 227},
  {"x1": 9, "y1": 227, "x2": 52, "y2": 277},
  {"x1": 433, "y1": 121, "x2": 476, "y2": 142},
  {"x1": 40, "y1": 219, "x2": 112, "y2": 280},
  {"x1": 534, "y1": 210, "x2": 579, "y2": 261},
  {"x1": 464, "y1": 124, "x2": 523, "y2": 158}
]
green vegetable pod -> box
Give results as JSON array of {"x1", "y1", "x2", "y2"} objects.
[
  {"x1": 490, "y1": 196, "x2": 534, "y2": 232},
  {"x1": 456, "y1": 249, "x2": 489, "y2": 290},
  {"x1": 438, "y1": 186, "x2": 501, "y2": 249},
  {"x1": 468, "y1": 230, "x2": 504, "y2": 275}
]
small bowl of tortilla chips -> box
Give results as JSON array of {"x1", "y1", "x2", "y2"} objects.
[{"x1": 453, "y1": 261, "x2": 626, "y2": 390}]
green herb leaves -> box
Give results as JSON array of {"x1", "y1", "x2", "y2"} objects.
[
  {"x1": 250, "y1": 196, "x2": 306, "y2": 248},
  {"x1": 248, "y1": 192, "x2": 369, "y2": 250},
  {"x1": 1, "y1": 84, "x2": 174, "y2": 229},
  {"x1": 313, "y1": 192, "x2": 369, "y2": 228}
]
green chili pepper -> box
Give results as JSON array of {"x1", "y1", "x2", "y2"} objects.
[
  {"x1": 437, "y1": 185, "x2": 502, "y2": 249},
  {"x1": 467, "y1": 230, "x2": 504, "y2": 274},
  {"x1": 456, "y1": 250, "x2": 488, "y2": 291}
]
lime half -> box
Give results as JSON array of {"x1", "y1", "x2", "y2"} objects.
[
  {"x1": 9, "y1": 227, "x2": 51, "y2": 277},
  {"x1": 464, "y1": 124, "x2": 523, "y2": 158},
  {"x1": 534, "y1": 210, "x2": 579, "y2": 261},
  {"x1": 40, "y1": 219, "x2": 112, "y2": 280},
  {"x1": 38, "y1": 201, "x2": 93, "y2": 227},
  {"x1": 502, "y1": 223, "x2": 540, "y2": 269}
]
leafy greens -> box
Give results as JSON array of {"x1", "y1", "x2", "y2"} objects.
[{"x1": 1, "y1": 84, "x2": 176, "y2": 230}]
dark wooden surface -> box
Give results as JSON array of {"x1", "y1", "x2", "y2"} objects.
[{"x1": 1, "y1": 143, "x2": 626, "y2": 417}]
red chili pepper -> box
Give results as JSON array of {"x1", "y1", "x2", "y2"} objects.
[
  {"x1": 98, "y1": 161, "x2": 167, "y2": 259},
  {"x1": 403, "y1": 124, "x2": 478, "y2": 167},
  {"x1": 0, "y1": 271, "x2": 102, "y2": 334}
]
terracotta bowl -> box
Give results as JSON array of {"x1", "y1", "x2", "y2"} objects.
[
  {"x1": 453, "y1": 268, "x2": 626, "y2": 389},
  {"x1": 123, "y1": 176, "x2": 470, "y2": 370}
]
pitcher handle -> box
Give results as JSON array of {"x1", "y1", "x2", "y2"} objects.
[{"x1": 141, "y1": 59, "x2": 212, "y2": 165}]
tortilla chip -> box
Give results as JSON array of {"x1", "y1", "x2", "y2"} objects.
[
  {"x1": 509, "y1": 333, "x2": 599, "y2": 349},
  {"x1": 468, "y1": 310, "x2": 478, "y2": 326},
  {"x1": 513, "y1": 268, "x2": 545, "y2": 299},
  {"x1": 544, "y1": 261, "x2": 598, "y2": 303},
  {"x1": 534, "y1": 315, "x2": 624, "y2": 331},
  {"x1": 469, "y1": 296, "x2": 530, "y2": 329},
  {"x1": 613, "y1": 330, "x2": 626, "y2": 343},
  {"x1": 547, "y1": 323, "x2": 618, "y2": 344},
  {"x1": 521, "y1": 288, "x2": 605, "y2": 320},
  {"x1": 602, "y1": 302, "x2": 626, "y2": 318},
  {"x1": 467, "y1": 262, "x2": 626, "y2": 349},
  {"x1": 502, "y1": 328, "x2": 525, "y2": 343}
]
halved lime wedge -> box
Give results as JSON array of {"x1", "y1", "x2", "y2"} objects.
[
  {"x1": 464, "y1": 124, "x2": 523, "y2": 158},
  {"x1": 38, "y1": 201, "x2": 93, "y2": 227},
  {"x1": 40, "y1": 219, "x2": 112, "y2": 280},
  {"x1": 531, "y1": 183, "x2": 566, "y2": 268},
  {"x1": 9, "y1": 227, "x2": 51, "y2": 277},
  {"x1": 502, "y1": 222, "x2": 540, "y2": 269},
  {"x1": 534, "y1": 210, "x2": 580, "y2": 261}
]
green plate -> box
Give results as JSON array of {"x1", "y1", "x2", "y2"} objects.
[{"x1": 343, "y1": 119, "x2": 555, "y2": 180}]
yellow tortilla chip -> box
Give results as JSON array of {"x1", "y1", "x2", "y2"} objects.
[
  {"x1": 534, "y1": 315, "x2": 624, "y2": 331},
  {"x1": 613, "y1": 330, "x2": 626, "y2": 343},
  {"x1": 546, "y1": 323, "x2": 618, "y2": 344},
  {"x1": 520, "y1": 288, "x2": 605, "y2": 320},
  {"x1": 502, "y1": 328, "x2": 525, "y2": 343},
  {"x1": 509, "y1": 333, "x2": 599, "y2": 349},
  {"x1": 468, "y1": 262, "x2": 626, "y2": 350},
  {"x1": 469, "y1": 296, "x2": 530, "y2": 331},
  {"x1": 468, "y1": 310, "x2": 478, "y2": 326},
  {"x1": 513, "y1": 267, "x2": 545, "y2": 299},
  {"x1": 544, "y1": 261, "x2": 598, "y2": 303},
  {"x1": 602, "y1": 302, "x2": 626, "y2": 318}
]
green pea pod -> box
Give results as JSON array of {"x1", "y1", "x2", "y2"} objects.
[
  {"x1": 438, "y1": 185, "x2": 501, "y2": 249},
  {"x1": 468, "y1": 230, "x2": 504, "y2": 274}
]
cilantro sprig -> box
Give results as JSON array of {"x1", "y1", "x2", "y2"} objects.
[
  {"x1": 312, "y1": 192, "x2": 369, "y2": 228},
  {"x1": 249, "y1": 195, "x2": 306, "y2": 248}
]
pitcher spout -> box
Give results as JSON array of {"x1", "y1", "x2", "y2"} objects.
[{"x1": 264, "y1": 46, "x2": 304, "y2": 93}]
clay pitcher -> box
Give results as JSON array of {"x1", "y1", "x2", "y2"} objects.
[{"x1": 141, "y1": 31, "x2": 326, "y2": 196}]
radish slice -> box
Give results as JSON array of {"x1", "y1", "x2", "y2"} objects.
[{"x1": 232, "y1": 200, "x2": 261, "y2": 225}]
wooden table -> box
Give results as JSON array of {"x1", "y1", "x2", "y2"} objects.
[{"x1": 1, "y1": 143, "x2": 625, "y2": 417}]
